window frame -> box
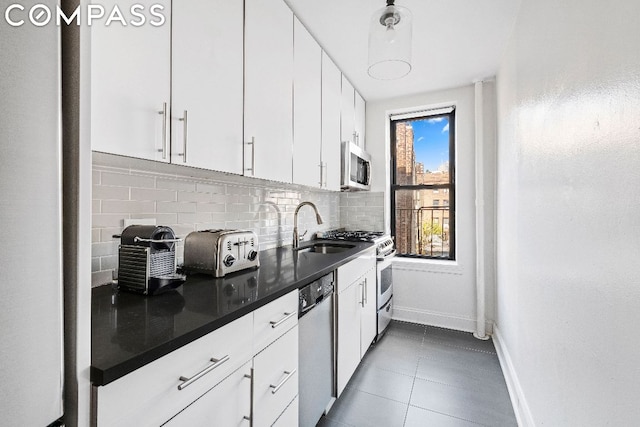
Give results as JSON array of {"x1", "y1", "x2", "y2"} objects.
[{"x1": 390, "y1": 109, "x2": 456, "y2": 260}]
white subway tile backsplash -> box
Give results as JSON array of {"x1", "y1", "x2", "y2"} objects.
[
  {"x1": 100, "y1": 255, "x2": 117, "y2": 270},
  {"x1": 100, "y1": 227, "x2": 122, "y2": 242},
  {"x1": 196, "y1": 202, "x2": 226, "y2": 213},
  {"x1": 157, "y1": 178, "x2": 196, "y2": 192},
  {"x1": 340, "y1": 192, "x2": 385, "y2": 231},
  {"x1": 177, "y1": 191, "x2": 213, "y2": 203},
  {"x1": 130, "y1": 187, "x2": 176, "y2": 202},
  {"x1": 101, "y1": 172, "x2": 155, "y2": 188},
  {"x1": 156, "y1": 201, "x2": 197, "y2": 213},
  {"x1": 135, "y1": 213, "x2": 178, "y2": 224},
  {"x1": 93, "y1": 185, "x2": 129, "y2": 200},
  {"x1": 91, "y1": 154, "x2": 383, "y2": 287},
  {"x1": 101, "y1": 200, "x2": 155, "y2": 214},
  {"x1": 196, "y1": 182, "x2": 225, "y2": 194},
  {"x1": 93, "y1": 214, "x2": 126, "y2": 228},
  {"x1": 92, "y1": 241, "x2": 119, "y2": 257}
]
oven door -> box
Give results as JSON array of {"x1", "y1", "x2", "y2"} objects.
[{"x1": 377, "y1": 255, "x2": 393, "y2": 310}]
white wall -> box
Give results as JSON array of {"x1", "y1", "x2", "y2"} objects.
[
  {"x1": 366, "y1": 84, "x2": 497, "y2": 332},
  {"x1": 494, "y1": 0, "x2": 640, "y2": 425}
]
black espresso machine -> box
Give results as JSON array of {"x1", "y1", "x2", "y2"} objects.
[{"x1": 117, "y1": 225, "x2": 186, "y2": 295}]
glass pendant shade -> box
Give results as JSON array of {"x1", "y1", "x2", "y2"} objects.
[{"x1": 367, "y1": 1, "x2": 412, "y2": 80}]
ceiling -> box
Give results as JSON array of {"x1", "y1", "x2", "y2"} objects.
[{"x1": 285, "y1": 0, "x2": 522, "y2": 101}]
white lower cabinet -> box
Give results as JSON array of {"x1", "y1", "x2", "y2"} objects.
[
  {"x1": 92, "y1": 292, "x2": 300, "y2": 426},
  {"x1": 337, "y1": 276, "x2": 362, "y2": 396},
  {"x1": 273, "y1": 396, "x2": 298, "y2": 427},
  {"x1": 253, "y1": 325, "x2": 299, "y2": 427},
  {"x1": 162, "y1": 362, "x2": 252, "y2": 427},
  {"x1": 93, "y1": 314, "x2": 253, "y2": 427},
  {"x1": 360, "y1": 268, "x2": 378, "y2": 358},
  {"x1": 336, "y1": 249, "x2": 377, "y2": 397}
]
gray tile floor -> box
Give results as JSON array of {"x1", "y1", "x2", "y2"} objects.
[{"x1": 319, "y1": 321, "x2": 517, "y2": 427}]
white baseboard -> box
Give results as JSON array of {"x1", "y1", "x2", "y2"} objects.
[
  {"x1": 492, "y1": 324, "x2": 535, "y2": 427},
  {"x1": 393, "y1": 306, "x2": 493, "y2": 335}
]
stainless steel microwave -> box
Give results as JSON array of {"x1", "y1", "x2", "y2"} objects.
[{"x1": 341, "y1": 141, "x2": 371, "y2": 191}]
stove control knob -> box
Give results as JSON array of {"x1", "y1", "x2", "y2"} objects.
[
  {"x1": 247, "y1": 250, "x2": 258, "y2": 261},
  {"x1": 223, "y1": 254, "x2": 236, "y2": 267}
]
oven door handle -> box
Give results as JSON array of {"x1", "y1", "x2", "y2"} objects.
[{"x1": 376, "y1": 249, "x2": 397, "y2": 262}]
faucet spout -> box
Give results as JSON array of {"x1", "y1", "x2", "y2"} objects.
[{"x1": 293, "y1": 201, "x2": 323, "y2": 248}]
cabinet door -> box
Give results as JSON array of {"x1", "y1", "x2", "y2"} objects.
[
  {"x1": 171, "y1": 0, "x2": 244, "y2": 174},
  {"x1": 162, "y1": 362, "x2": 252, "y2": 427},
  {"x1": 292, "y1": 18, "x2": 322, "y2": 188},
  {"x1": 244, "y1": 0, "x2": 294, "y2": 183},
  {"x1": 94, "y1": 314, "x2": 253, "y2": 427},
  {"x1": 273, "y1": 396, "x2": 298, "y2": 427},
  {"x1": 90, "y1": 0, "x2": 170, "y2": 161},
  {"x1": 354, "y1": 91, "x2": 366, "y2": 148},
  {"x1": 340, "y1": 75, "x2": 355, "y2": 144},
  {"x1": 337, "y1": 280, "x2": 361, "y2": 397},
  {"x1": 360, "y1": 268, "x2": 377, "y2": 358},
  {"x1": 321, "y1": 52, "x2": 342, "y2": 191},
  {"x1": 253, "y1": 326, "x2": 299, "y2": 427}
]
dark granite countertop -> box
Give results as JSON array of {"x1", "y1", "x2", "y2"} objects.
[{"x1": 91, "y1": 239, "x2": 374, "y2": 386}]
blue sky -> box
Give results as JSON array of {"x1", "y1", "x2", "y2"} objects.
[{"x1": 410, "y1": 117, "x2": 450, "y2": 172}]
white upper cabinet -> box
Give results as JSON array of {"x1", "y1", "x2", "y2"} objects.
[
  {"x1": 244, "y1": 0, "x2": 294, "y2": 183},
  {"x1": 321, "y1": 52, "x2": 342, "y2": 191},
  {"x1": 171, "y1": 1, "x2": 244, "y2": 174},
  {"x1": 354, "y1": 91, "x2": 366, "y2": 149},
  {"x1": 90, "y1": 0, "x2": 171, "y2": 162},
  {"x1": 292, "y1": 18, "x2": 322, "y2": 188},
  {"x1": 340, "y1": 75, "x2": 366, "y2": 149},
  {"x1": 340, "y1": 75, "x2": 355, "y2": 145}
]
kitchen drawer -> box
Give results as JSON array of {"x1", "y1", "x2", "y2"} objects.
[
  {"x1": 336, "y1": 249, "x2": 376, "y2": 293},
  {"x1": 272, "y1": 396, "x2": 298, "y2": 427},
  {"x1": 94, "y1": 314, "x2": 253, "y2": 427},
  {"x1": 253, "y1": 325, "x2": 299, "y2": 427},
  {"x1": 253, "y1": 290, "x2": 298, "y2": 354},
  {"x1": 162, "y1": 362, "x2": 252, "y2": 427}
]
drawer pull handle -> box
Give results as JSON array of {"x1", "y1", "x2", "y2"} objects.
[
  {"x1": 270, "y1": 311, "x2": 297, "y2": 328},
  {"x1": 177, "y1": 355, "x2": 230, "y2": 390},
  {"x1": 269, "y1": 369, "x2": 297, "y2": 394}
]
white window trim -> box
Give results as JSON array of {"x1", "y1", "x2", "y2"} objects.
[{"x1": 392, "y1": 257, "x2": 464, "y2": 275}]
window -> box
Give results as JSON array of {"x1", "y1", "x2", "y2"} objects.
[{"x1": 390, "y1": 107, "x2": 455, "y2": 259}]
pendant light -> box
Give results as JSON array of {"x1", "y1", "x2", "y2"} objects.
[{"x1": 367, "y1": 0, "x2": 413, "y2": 80}]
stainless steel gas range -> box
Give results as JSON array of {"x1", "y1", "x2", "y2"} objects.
[{"x1": 317, "y1": 230, "x2": 395, "y2": 339}]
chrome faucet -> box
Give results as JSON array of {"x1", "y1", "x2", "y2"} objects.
[{"x1": 293, "y1": 201, "x2": 323, "y2": 248}]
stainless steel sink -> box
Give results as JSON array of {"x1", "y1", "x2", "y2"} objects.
[{"x1": 295, "y1": 243, "x2": 355, "y2": 254}]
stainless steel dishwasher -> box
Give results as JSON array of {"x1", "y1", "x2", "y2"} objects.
[{"x1": 298, "y1": 272, "x2": 335, "y2": 427}]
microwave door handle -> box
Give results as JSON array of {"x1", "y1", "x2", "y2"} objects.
[{"x1": 365, "y1": 160, "x2": 371, "y2": 186}]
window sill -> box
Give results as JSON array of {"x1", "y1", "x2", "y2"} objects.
[{"x1": 392, "y1": 257, "x2": 464, "y2": 275}]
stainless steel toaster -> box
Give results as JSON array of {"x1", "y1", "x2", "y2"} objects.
[
  {"x1": 183, "y1": 229, "x2": 259, "y2": 277},
  {"x1": 117, "y1": 225, "x2": 186, "y2": 295}
]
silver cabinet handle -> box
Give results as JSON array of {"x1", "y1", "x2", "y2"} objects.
[
  {"x1": 363, "y1": 278, "x2": 367, "y2": 305},
  {"x1": 360, "y1": 281, "x2": 365, "y2": 307},
  {"x1": 177, "y1": 355, "x2": 230, "y2": 390},
  {"x1": 319, "y1": 162, "x2": 327, "y2": 187},
  {"x1": 245, "y1": 137, "x2": 255, "y2": 175},
  {"x1": 323, "y1": 162, "x2": 328, "y2": 187},
  {"x1": 269, "y1": 311, "x2": 297, "y2": 328},
  {"x1": 158, "y1": 102, "x2": 167, "y2": 159},
  {"x1": 178, "y1": 110, "x2": 188, "y2": 163},
  {"x1": 269, "y1": 369, "x2": 296, "y2": 394}
]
